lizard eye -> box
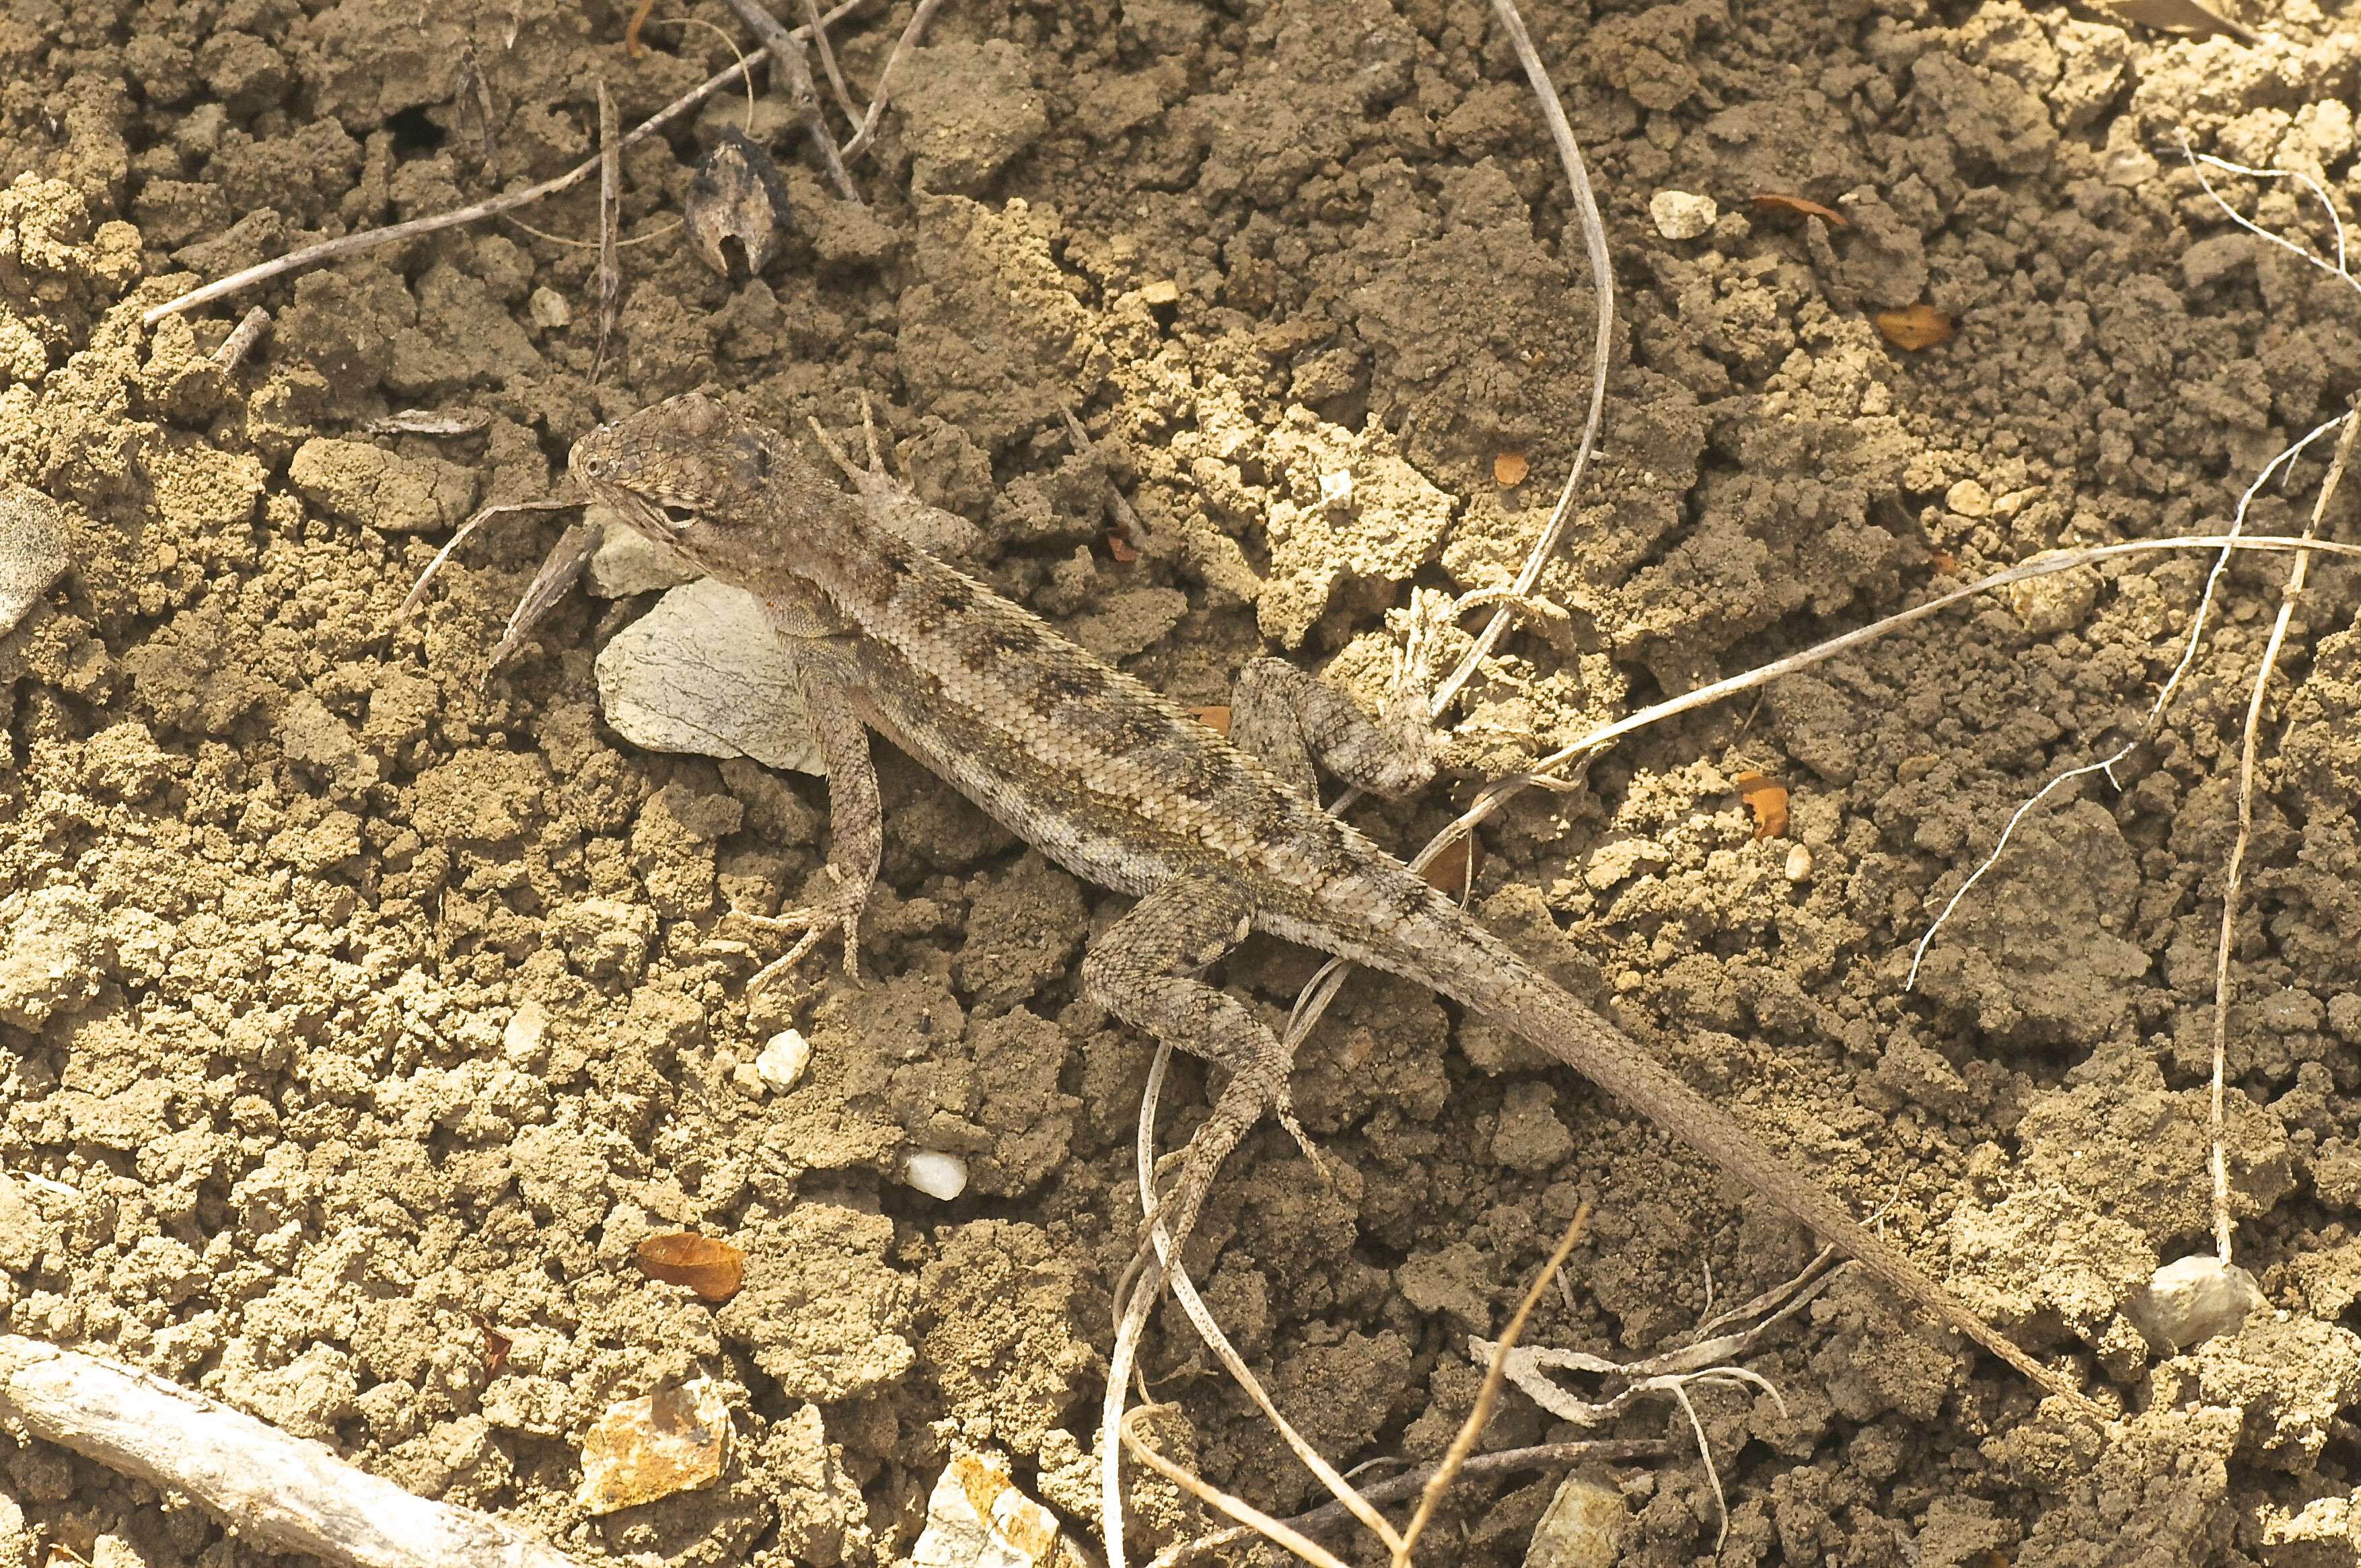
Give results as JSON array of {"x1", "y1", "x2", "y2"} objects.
[{"x1": 657, "y1": 502, "x2": 697, "y2": 530}]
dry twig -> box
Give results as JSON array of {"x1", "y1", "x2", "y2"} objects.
[
  {"x1": 0, "y1": 1335, "x2": 591, "y2": 1568},
  {"x1": 839, "y1": 0, "x2": 946, "y2": 159},
  {"x1": 591, "y1": 81, "x2": 621, "y2": 383},
  {"x1": 2210, "y1": 408, "x2": 2358, "y2": 1260},
  {"x1": 716, "y1": 0, "x2": 859, "y2": 199},
  {"x1": 140, "y1": 0, "x2": 875, "y2": 326}
]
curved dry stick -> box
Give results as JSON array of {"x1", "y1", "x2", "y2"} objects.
[
  {"x1": 0, "y1": 1335, "x2": 591, "y2": 1568},
  {"x1": 2210, "y1": 408, "x2": 2358, "y2": 1261},
  {"x1": 139, "y1": 0, "x2": 877, "y2": 326},
  {"x1": 1426, "y1": 0, "x2": 1611, "y2": 718}
]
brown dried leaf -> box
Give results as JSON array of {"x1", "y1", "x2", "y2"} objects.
[
  {"x1": 1188, "y1": 705, "x2": 1231, "y2": 735},
  {"x1": 1751, "y1": 193, "x2": 1849, "y2": 227},
  {"x1": 1874, "y1": 304, "x2": 1954, "y2": 351},
  {"x1": 1734, "y1": 770, "x2": 1789, "y2": 840},
  {"x1": 1928, "y1": 548, "x2": 1959, "y2": 575},
  {"x1": 635, "y1": 1233, "x2": 745, "y2": 1302},
  {"x1": 1106, "y1": 527, "x2": 1138, "y2": 563},
  {"x1": 476, "y1": 1315, "x2": 512, "y2": 1378},
  {"x1": 1421, "y1": 833, "x2": 1486, "y2": 895},
  {"x1": 685, "y1": 126, "x2": 792, "y2": 278},
  {"x1": 1493, "y1": 451, "x2": 1529, "y2": 486}
]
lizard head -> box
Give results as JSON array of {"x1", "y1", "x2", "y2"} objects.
[{"x1": 568, "y1": 391, "x2": 788, "y2": 578}]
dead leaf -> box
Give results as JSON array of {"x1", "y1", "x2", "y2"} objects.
[
  {"x1": 1188, "y1": 705, "x2": 1231, "y2": 735},
  {"x1": 476, "y1": 1315, "x2": 511, "y2": 1378},
  {"x1": 1493, "y1": 451, "x2": 1529, "y2": 486},
  {"x1": 1751, "y1": 193, "x2": 1849, "y2": 228},
  {"x1": 634, "y1": 1233, "x2": 745, "y2": 1302},
  {"x1": 1734, "y1": 770, "x2": 1789, "y2": 840},
  {"x1": 2092, "y1": 0, "x2": 2256, "y2": 40},
  {"x1": 1421, "y1": 834, "x2": 1486, "y2": 895},
  {"x1": 1107, "y1": 528, "x2": 1138, "y2": 563},
  {"x1": 1874, "y1": 305, "x2": 1954, "y2": 351},
  {"x1": 578, "y1": 1379, "x2": 731, "y2": 1515},
  {"x1": 1928, "y1": 549, "x2": 1958, "y2": 575}
]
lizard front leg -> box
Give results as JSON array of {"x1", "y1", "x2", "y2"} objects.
[
  {"x1": 1082, "y1": 870, "x2": 1307, "y2": 1247},
  {"x1": 743, "y1": 636, "x2": 881, "y2": 989}
]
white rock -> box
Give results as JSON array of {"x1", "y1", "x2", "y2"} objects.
[
  {"x1": 502, "y1": 1000, "x2": 550, "y2": 1070},
  {"x1": 595, "y1": 576, "x2": 822, "y2": 773},
  {"x1": 2123, "y1": 1253, "x2": 2265, "y2": 1351},
  {"x1": 577, "y1": 1378, "x2": 731, "y2": 1515},
  {"x1": 1648, "y1": 189, "x2": 1719, "y2": 241},
  {"x1": 902, "y1": 1150, "x2": 970, "y2": 1201},
  {"x1": 0, "y1": 482, "x2": 68, "y2": 638},
  {"x1": 910, "y1": 1446, "x2": 1061, "y2": 1568},
  {"x1": 756, "y1": 1029, "x2": 812, "y2": 1092},
  {"x1": 1317, "y1": 468, "x2": 1353, "y2": 507}
]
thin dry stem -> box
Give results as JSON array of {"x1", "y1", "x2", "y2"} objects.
[
  {"x1": 1428, "y1": 0, "x2": 1609, "y2": 719},
  {"x1": 2212, "y1": 406, "x2": 2358, "y2": 1261},
  {"x1": 210, "y1": 305, "x2": 270, "y2": 370},
  {"x1": 1118, "y1": 1406, "x2": 1357, "y2": 1568},
  {"x1": 1154, "y1": 1439, "x2": 1669, "y2": 1565},
  {"x1": 1392, "y1": 1204, "x2": 1593, "y2": 1567},
  {"x1": 717, "y1": 0, "x2": 859, "y2": 199},
  {"x1": 840, "y1": 0, "x2": 947, "y2": 159},
  {"x1": 591, "y1": 81, "x2": 620, "y2": 383},
  {"x1": 1908, "y1": 414, "x2": 2349, "y2": 986},
  {"x1": 801, "y1": 0, "x2": 860, "y2": 122},
  {"x1": 140, "y1": 0, "x2": 875, "y2": 326}
]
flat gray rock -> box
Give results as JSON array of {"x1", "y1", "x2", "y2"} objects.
[
  {"x1": 595, "y1": 576, "x2": 820, "y2": 774},
  {"x1": 0, "y1": 482, "x2": 67, "y2": 638}
]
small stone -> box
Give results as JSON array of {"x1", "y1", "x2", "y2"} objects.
[
  {"x1": 757, "y1": 1029, "x2": 813, "y2": 1092},
  {"x1": 1784, "y1": 842, "x2": 1813, "y2": 882},
  {"x1": 2006, "y1": 555, "x2": 2101, "y2": 636},
  {"x1": 502, "y1": 1000, "x2": 550, "y2": 1070},
  {"x1": 1525, "y1": 1466, "x2": 1628, "y2": 1568},
  {"x1": 1648, "y1": 189, "x2": 1719, "y2": 240},
  {"x1": 902, "y1": 1150, "x2": 970, "y2": 1201},
  {"x1": 577, "y1": 1378, "x2": 731, "y2": 1515},
  {"x1": 1944, "y1": 478, "x2": 1993, "y2": 518},
  {"x1": 1317, "y1": 469, "x2": 1352, "y2": 507},
  {"x1": 910, "y1": 1447, "x2": 1062, "y2": 1568},
  {"x1": 528, "y1": 287, "x2": 571, "y2": 330},
  {"x1": 0, "y1": 482, "x2": 68, "y2": 638},
  {"x1": 2123, "y1": 1254, "x2": 2265, "y2": 1351}
]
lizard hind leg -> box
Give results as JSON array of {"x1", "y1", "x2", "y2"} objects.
[
  {"x1": 1083, "y1": 870, "x2": 1315, "y2": 1250},
  {"x1": 1227, "y1": 602, "x2": 1445, "y2": 804}
]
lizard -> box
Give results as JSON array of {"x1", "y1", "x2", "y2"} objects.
[{"x1": 566, "y1": 389, "x2": 2099, "y2": 1419}]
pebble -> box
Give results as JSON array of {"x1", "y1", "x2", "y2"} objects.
[
  {"x1": 756, "y1": 1029, "x2": 812, "y2": 1092},
  {"x1": 902, "y1": 1150, "x2": 970, "y2": 1201},
  {"x1": 1943, "y1": 478, "x2": 1993, "y2": 518},
  {"x1": 1784, "y1": 842, "x2": 1813, "y2": 883},
  {"x1": 1525, "y1": 1466, "x2": 1629, "y2": 1568},
  {"x1": 910, "y1": 1447, "x2": 1061, "y2": 1568},
  {"x1": 576, "y1": 1378, "x2": 731, "y2": 1515},
  {"x1": 0, "y1": 482, "x2": 68, "y2": 638},
  {"x1": 2123, "y1": 1254, "x2": 2264, "y2": 1351},
  {"x1": 1648, "y1": 189, "x2": 1718, "y2": 241}
]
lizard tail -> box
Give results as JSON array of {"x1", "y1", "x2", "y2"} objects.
[{"x1": 1428, "y1": 925, "x2": 2105, "y2": 1421}]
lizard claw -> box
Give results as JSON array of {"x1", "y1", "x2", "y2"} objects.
[{"x1": 737, "y1": 898, "x2": 865, "y2": 992}]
